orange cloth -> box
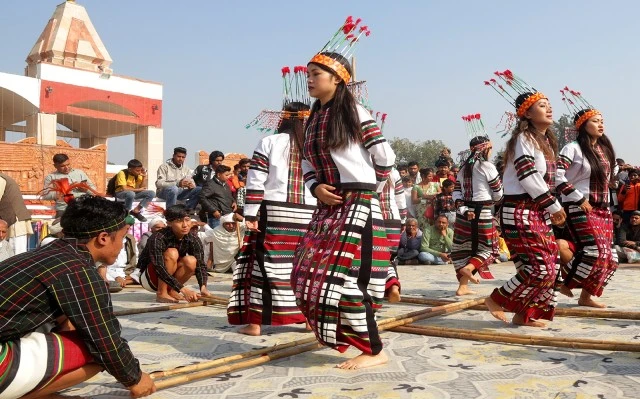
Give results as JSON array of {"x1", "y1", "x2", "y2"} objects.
[{"x1": 618, "y1": 182, "x2": 640, "y2": 211}]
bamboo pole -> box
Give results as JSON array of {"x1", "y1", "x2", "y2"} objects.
[
  {"x1": 392, "y1": 324, "x2": 640, "y2": 352},
  {"x1": 398, "y1": 297, "x2": 640, "y2": 320},
  {"x1": 154, "y1": 342, "x2": 322, "y2": 390},
  {"x1": 150, "y1": 297, "x2": 484, "y2": 386},
  {"x1": 113, "y1": 299, "x2": 224, "y2": 317}
]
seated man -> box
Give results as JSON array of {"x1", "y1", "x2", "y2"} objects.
[
  {"x1": 137, "y1": 204, "x2": 211, "y2": 303},
  {"x1": 42, "y1": 153, "x2": 97, "y2": 218},
  {"x1": 138, "y1": 217, "x2": 167, "y2": 253},
  {"x1": 396, "y1": 218, "x2": 422, "y2": 265},
  {"x1": 199, "y1": 165, "x2": 236, "y2": 228},
  {"x1": 155, "y1": 147, "x2": 201, "y2": 210},
  {"x1": 0, "y1": 195, "x2": 155, "y2": 398},
  {"x1": 205, "y1": 212, "x2": 246, "y2": 273},
  {"x1": 114, "y1": 159, "x2": 156, "y2": 222},
  {"x1": 418, "y1": 214, "x2": 454, "y2": 265},
  {"x1": 620, "y1": 210, "x2": 640, "y2": 263}
]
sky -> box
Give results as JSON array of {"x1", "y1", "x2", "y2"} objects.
[{"x1": 1, "y1": 0, "x2": 639, "y2": 166}]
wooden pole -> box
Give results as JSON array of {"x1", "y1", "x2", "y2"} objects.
[
  {"x1": 392, "y1": 324, "x2": 640, "y2": 352},
  {"x1": 379, "y1": 297, "x2": 486, "y2": 331},
  {"x1": 397, "y1": 297, "x2": 640, "y2": 320},
  {"x1": 113, "y1": 299, "x2": 225, "y2": 317}
]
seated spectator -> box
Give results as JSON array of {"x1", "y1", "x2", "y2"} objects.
[
  {"x1": 435, "y1": 179, "x2": 456, "y2": 228},
  {"x1": 155, "y1": 147, "x2": 201, "y2": 210},
  {"x1": 42, "y1": 153, "x2": 97, "y2": 217},
  {"x1": 397, "y1": 218, "x2": 422, "y2": 265},
  {"x1": 200, "y1": 165, "x2": 236, "y2": 228},
  {"x1": 207, "y1": 213, "x2": 246, "y2": 273},
  {"x1": 0, "y1": 219, "x2": 13, "y2": 262},
  {"x1": 618, "y1": 169, "x2": 640, "y2": 226},
  {"x1": 114, "y1": 159, "x2": 155, "y2": 222},
  {"x1": 494, "y1": 222, "x2": 511, "y2": 263},
  {"x1": 103, "y1": 233, "x2": 138, "y2": 290},
  {"x1": 418, "y1": 215, "x2": 453, "y2": 265},
  {"x1": 137, "y1": 205, "x2": 211, "y2": 303},
  {"x1": 613, "y1": 211, "x2": 626, "y2": 262},
  {"x1": 193, "y1": 150, "x2": 224, "y2": 187},
  {"x1": 1, "y1": 173, "x2": 33, "y2": 256},
  {"x1": 138, "y1": 217, "x2": 167, "y2": 253},
  {"x1": 620, "y1": 211, "x2": 640, "y2": 263},
  {"x1": 0, "y1": 195, "x2": 155, "y2": 398}
]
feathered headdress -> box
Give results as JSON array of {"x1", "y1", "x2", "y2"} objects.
[
  {"x1": 559, "y1": 86, "x2": 601, "y2": 130},
  {"x1": 457, "y1": 113, "x2": 492, "y2": 166},
  {"x1": 309, "y1": 16, "x2": 371, "y2": 83},
  {"x1": 484, "y1": 69, "x2": 546, "y2": 118},
  {"x1": 245, "y1": 66, "x2": 311, "y2": 134}
]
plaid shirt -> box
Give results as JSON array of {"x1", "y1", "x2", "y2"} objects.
[
  {"x1": 557, "y1": 142, "x2": 611, "y2": 206},
  {"x1": 0, "y1": 239, "x2": 141, "y2": 386},
  {"x1": 137, "y1": 227, "x2": 208, "y2": 293}
]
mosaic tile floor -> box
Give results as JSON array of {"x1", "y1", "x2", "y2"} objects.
[{"x1": 64, "y1": 263, "x2": 640, "y2": 399}]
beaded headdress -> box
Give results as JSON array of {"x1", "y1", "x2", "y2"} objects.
[
  {"x1": 347, "y1": 79, "x2": 388, "y2": 130},
  {"x1": 484, "y1": 69, "x2": 547, "y2": 118},
  {"x1": 309, "y1": 16, "x2": 371, "y2": 83},
  {"x1": 245, "y1": 66, "x2": 311, "y2": 133},
  {"x1": 457, "y1": 113, "x2": 491, "y2": 165},
  {"x1": 559, "y1": 86, "x2": 601, "y2": 130}
]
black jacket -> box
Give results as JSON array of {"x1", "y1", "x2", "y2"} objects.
[{"x1": 199, "y1": 177, "x2": 234, "y2": 214}]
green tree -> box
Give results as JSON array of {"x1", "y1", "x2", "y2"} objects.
[{"x1": 389, "y1": 137, "x2": 447, "y2": 167}]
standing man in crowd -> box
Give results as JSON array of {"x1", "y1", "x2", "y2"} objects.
[
  {"x1": 43, "y1": 153, "x2": 97, "y2": 217},
  {"x1": 200, "y1": 165, "x2": 236, "y2": 228},
  {"x1": 618, "y1": 169, "x2": 640, "y2": 226},
  {"x1": 114, "y1": 159, "x2": 156, "y2": 222},
  {"x1": 418, "y1": 214, "x2": 454, "y2": 265},
  {"x1": 193, "y1": 150, "x2": 225, "y2": 187},
  {"x1": 0, "y1": 195, "x2": 155, "y2": 398},
  {"x1": 156, "y1": 147, "x2": 201, "y2": 210},
  {"x1": 408, "y1": 161, "x2": 421, "y2": 184},
  {"x1": 137, "y1": 204, "x2": 211, "y2": 303},
  {"x1": 0, "y1": 173, "x2": 32, "y2": 255},
  {"x1": 435, "y1": 158, "x2": 452, "y2": 184}
]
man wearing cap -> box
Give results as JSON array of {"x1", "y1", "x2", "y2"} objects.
[
  {"x1": 204, "y1": 212, "x2": 246, "y2": 273},
  {"x1": 0, "y1": 195, "x2": 155, "y2": 398},
  {"x1": 156, "y1": 147, "x2": 202, "y2": 210},
  {"x1": 137, "y1": 204, "x2": 211, "y2": 303}
]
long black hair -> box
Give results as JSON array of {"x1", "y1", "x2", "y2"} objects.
[
  {"x1": 306, "y1": 52, "x2": 361, "y2": 150},
  {"x1": 278, "y1": 101, "x2": 310, "y2": 154},
  {"x1": 574, "y1": 109, "x2": 616, "y2": 186}
]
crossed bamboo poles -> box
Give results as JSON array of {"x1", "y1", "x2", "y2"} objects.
[{"x1": 111, "y1": 294, "x2": 640, "y2": 390}]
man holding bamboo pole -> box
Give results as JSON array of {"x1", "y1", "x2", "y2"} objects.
[{"x1": 0, "y1": 195, "x2": 155, "y2": 398}]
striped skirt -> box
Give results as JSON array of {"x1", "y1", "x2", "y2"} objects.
[
  {"x1": 0, "y1": 331, "x2": 93, "y2": 399},
  {"x1": 561, "y1": 205, "x2": 618, "y2": 296},
  {"x1": 451, "y1": 205, "x2": 497, "y2": 281},
  {"x1": 383, "y1": 218, "x2": 402, "y2": 294},
  {"x1": 228, "y1": 201, "x2": 314, "y2": 326},
  {"x1": 292, "y1": 190, "x2": 389, "y2": 355},
  {"x1": 490, "y1": 198, "x2": 559, "y2": 323}
]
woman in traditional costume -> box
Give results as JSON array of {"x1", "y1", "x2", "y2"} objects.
[
  {"x1": 228, "y1": 67, "x2": 316, "y2": 335},
  {"x1": 292, "y1": 16, "x2": 395, "y2": 369},
  {"x1": 483, "y1": 70, "x2": 566, "y2": 327},
  {"x1": 555, "y1": 87, "x2": 617, "y2": 308},
  {"x1": 451, "y1": 114, "x2": 503, "y2": 296}
]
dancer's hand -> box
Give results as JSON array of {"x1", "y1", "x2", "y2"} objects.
[
  {"x1": 315, "y1": 184, "x2": 342, "y2": 206},
  {"x1": 466, "y1": 211, "x2": 475, "y2": 220},
  {"x1": 246, "y1": 220, "x2": 260, "y2": 232},
  {"x1": 579, "y1": 201, "x2": 592, "y2": 213},
  {"x1": 550, "y1": 209, "x2": 566, "y2": 226}
]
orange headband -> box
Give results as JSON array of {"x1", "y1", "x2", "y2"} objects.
[
  {"x1": 575, "y1": 109, "x2": 600, "y2": 129},
  {"x1": 281, "y1": 110, "x2": 310, "y2": 120},
  {"x1": 309, "y1": 53, "x2": 351, "y2": 83},
  {"x1": 516, "y1": 92, "x2": 547, "y2": 117}
]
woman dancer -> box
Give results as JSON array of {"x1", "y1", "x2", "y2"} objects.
[
  {"x1": 484, "y1": 70, "x2": 566, "y2": 327},
  {"x1": 228, "y1": 67, "x2": 316, "y2": 335},
  {"x1": 292, "y1": 17, "x2": 395, "y2": 370},
  {"x1": 555, "y1": 87, "x2": 617, "y2": 308},
  {"x1": 452, "y1": 114, "x2": 503, "y2": 296}
]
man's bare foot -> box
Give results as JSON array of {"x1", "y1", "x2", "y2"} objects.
[
  {"x1": 512, "y1": 313, "x2": 546, "y2": 327},
  {"x1": 459, "y1": 264, "x2": 479, "y2": 284},
  {"x1": 484, "y1": 297, "x2": 508, "y2": 323},
  {"x1": 578, "y1": 290, "x2": 606, "y2": 308},
  {"x1": 559, "y1": 285, "x2": 574, "y2": 298},
  {"x1": 388, "y1": 285, "x2": 401, "y2": 303},
  {"x1": 238, "y1": 323, "x2": 261, "y2": 336},
  {"x1": 304, "y1": 321, "x2": 312, "y2": 331},
  {"x1": 169, "y1": 291, "x2": 183, "y2": 301},
  {"x1": 456, "y1": 284, "x2": 476, "y2": 296},
  {"x1": 336, "y1": 350, "x2": 388, "y2": 370},
  {"x1": 156, "y1": 295, "x2": 179, "y2": 304}
]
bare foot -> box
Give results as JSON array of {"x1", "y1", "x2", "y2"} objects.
[
  {"x1": 578, "y1": 291, "x2": 606, "y2": 308},
  {"x1": 558, "y1": 285, "x2": 574, "y2": 298},
  {"x1": 336, "y1": 350, "x2": 388, "y2": 370},
  {"x1": 304, "y1": 321, "x2": 312, "y2": 331},
  {"x1": 459, "y1": 264, "x2": 479, "y2": 284},
  {"x1": 169, "y1": 291, "x2": 184, "y2": 302},
  {"x1": 238, "y1": 323, "x2": 261, "y2": 336},
  {"x1": 512, "y1": 313, "x2": 546, "y2": 327},
  {"x1": 484, "y1": 297, "x2": 508, "y2": 323},
  {"x1": 388, "y1": 285, "x2": 401, "y2": 303},
  {"x1": 156, "y1": 295, "x2": 179, "y2": 304},
  {"x1": 456, "y1": 284, "x2": 476, "y2": 296}
]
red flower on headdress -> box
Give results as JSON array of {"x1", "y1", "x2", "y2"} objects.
[
  {"x1": 282, "y1": 66, "x2": 291, "y2": 76},
  {"x1": 474, "y1": 113, "x2": 481, "y2": 119},
  {"x1": 381, "y1": 113, "x2": 387, "y2": 122}
]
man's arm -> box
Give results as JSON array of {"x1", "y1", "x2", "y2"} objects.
[
  {"x1": 188, "y1": 236, "x2": 208, "y2": 291},
  {"x1": 50, "y1": 267, "x2": 142, "y2": 387}
]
